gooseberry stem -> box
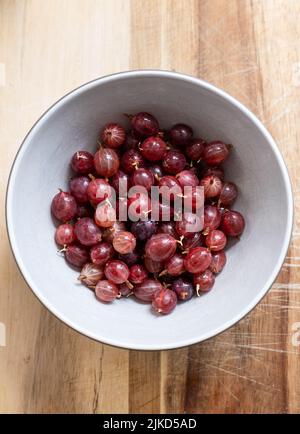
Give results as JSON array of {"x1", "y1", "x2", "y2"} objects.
[{"x1": 125, "y1": 280, "x2": 134, "y2": 290}]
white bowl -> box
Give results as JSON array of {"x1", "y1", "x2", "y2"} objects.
[{"x1": 6, "y1": 70, "x2": 293, "y2": 350}]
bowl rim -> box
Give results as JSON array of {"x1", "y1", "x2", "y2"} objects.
[{"x1": 5, "y1": 69, "x2": 294, "y2": 351}]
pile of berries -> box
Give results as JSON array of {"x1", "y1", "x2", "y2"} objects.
[{"x1": 51, "y1": 112, "x2": 245, "y2": 315}]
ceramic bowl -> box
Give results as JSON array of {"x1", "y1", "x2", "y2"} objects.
[{"x1": 6, "y1": 70, "x2": 293, "y2": 350}]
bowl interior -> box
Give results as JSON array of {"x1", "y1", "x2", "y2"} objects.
[{"x1": 6, "y1": 72, "x2": 292, "y2": 350}]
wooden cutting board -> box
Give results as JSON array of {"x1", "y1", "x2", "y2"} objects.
[{"x1": 0, "y1": 0, "x2": 299, "y2": 413}]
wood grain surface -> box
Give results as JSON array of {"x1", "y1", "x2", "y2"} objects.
[{"x1": 0, "y1": 0, "x2": 299, "y2": 414}]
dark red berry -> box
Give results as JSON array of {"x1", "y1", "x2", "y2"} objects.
[
  {"x1": 51, "y1": 191, "x2": 77, "y2": 222},
  {"x1": 152, "y1": 288, "x2": 177, "y2": 314},
  {"x1": 169, "y1": 123, "x2": 193, "y2": 147},
  {"x1": 140, "y1": 137, "x2": 167, "y2": 162},
  {"x1": 221, "y1": 210, "x2": 245, "y2": 237},
  {"x1": 203, "y1": 141, "x2": 229, "y2": 166},
  {"x1": 71, "y1": 151, "x2": 94, "y2": 174},
  {"x1": 101, "y1": 123, "x2": 126, "y2": 148},
  {"x1": 131, "y1": 112, "x2": 159, "y2": 137}
]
